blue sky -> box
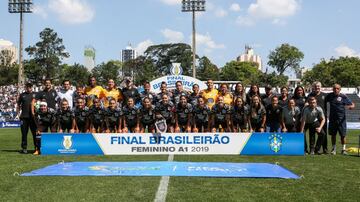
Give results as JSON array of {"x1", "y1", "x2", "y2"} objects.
[{"x1": 1, "y1": 0, "x2": 360, "y2": 73}]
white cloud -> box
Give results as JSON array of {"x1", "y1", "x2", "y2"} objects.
[
  {"x1": 335, "y1": 45, "x2": 360, "y2": 58},
  {"x1": 159, "y1": 0, "x2": 181, "y2": 6},
  {"x1": 248, "y1": 0, "x2": 300, "y2": 19},
  {"x1": 161, "y1": 28, "x2": 184, "y2": 43},
  {"x1": 272, "y1": 18, "x2": 287, "y2": 25},
  {"x1": 135, "y1": 39, "x2": 154, "y2": 55},
  {"x1": 48, "y1": 0, "x2": 95, "y2": 24},
  {"x1": 236, "y1": 16, "x2": 255, "y2": 26},
  {"x1": 237, "y1": 0, "x2": 300, "y2": 26},
  {"x1": 194, "y1": 33, "x2": 225, "y2": 50},
  {"x1": 229, "y1": 3, "x2": 241, "y2": 12},
  {"x1": 33, "y1": 5, "x2": 48, "y2": 19},
  {"x1": 215, "y1": 8, "x2": 228, "y2": 17}
]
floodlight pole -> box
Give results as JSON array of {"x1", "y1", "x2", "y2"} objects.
[
  {"x1": 192, "y1": 10, "x2": 196, "y2": 78},
  {"x1": 19, "y1": 10, "x2": 24, "y2": 86},
  {"x1": 182, "y1": 0, "x2": 205, "y2": 79},
  {"x1": 8, "y1": 0, "x2": 33, "y2": 86}
]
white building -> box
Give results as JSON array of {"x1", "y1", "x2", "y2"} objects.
[
  {"x1": 84, "y1": 46, "x2": 95, "y2": 70},
  {"x1": 121, "y1": 44, "x2": 137, "y2": 62},
  {"x1": 0, "y1": 39, "x2": 18, "y2": 65},
  {"x1": 236, "y1": 45, "x2": 262, "y2": 71}
]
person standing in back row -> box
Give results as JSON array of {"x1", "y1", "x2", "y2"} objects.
[
  {"x1": 325, "y1": 84, "x2": 355, "y2": 155},
  {"x1": 36, "y1": 79, "x2": 57, "y2": 110},
  {"x1": 17, "y1": 83, "x2": 37, "y2": 154}
]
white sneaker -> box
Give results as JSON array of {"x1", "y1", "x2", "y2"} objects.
[{"x1": 330, "y1": 149, "x2": 336, "y2": 155}]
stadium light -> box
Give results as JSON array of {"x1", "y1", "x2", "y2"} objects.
[
  {"x1": 181, "y1": 0, "x2": 205, "y2": 78},
  {"x1": 8, "y1": 0, "x2": 33, "y2": 86}
]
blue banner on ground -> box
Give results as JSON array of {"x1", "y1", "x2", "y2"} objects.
[
  {"x1": 41, "y1": 132, "x2": 305, "y2": 155},
  {"x1": 21, "y1": 162, "x2": 300, "y2": 179},
  {"x1": 0, "y1": 121, "x2": 21, "y2": 128}
]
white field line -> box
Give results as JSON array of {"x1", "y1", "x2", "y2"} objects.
[{"x1": 154, "y1": 154, "x2": 174, "y2": 202}]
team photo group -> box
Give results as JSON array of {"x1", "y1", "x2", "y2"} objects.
[{"x1": 17, "y1": 76, "x2": 355, "y2": 156}]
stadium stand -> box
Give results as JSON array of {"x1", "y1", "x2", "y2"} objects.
[{"x1": 345, "y1": 94, "x2": 360, "y2": 122}]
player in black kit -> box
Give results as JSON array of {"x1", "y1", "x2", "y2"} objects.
[
  {"x1": 231, "y1": 97, "x2": 249, "y2": 132},
  {"x1": 175, "y1": 95, "x2": 192, "y2": 133},
  {"x1": 121, "y1": 97, "x2": 139, "y2": 133},
  {"x1": 192, "y1": 97, "x2": 211, "y2": 132},
  {"x1": 155, "y1": 94, "x2": 175, "y2": 132},
  {"x1": 139, "y1": 97, "x2": 156, "y2": 133},
  {"x1": 211, "y1": 96, "x2": 231, "y2": 132},
  {"x1": 73, "y1": 97, "x2": 89, "y2": 133},
  {"x1": 104, "y1": 98, "x2": 122, "y2": 133},
  {"x1": 34, "y1": 102, "x2": 56, "y2": 155},
  {"x1": 56, "y1": 99, "x2": 75, "y2": 133},
  {"x1": 89, "y1": 98, "x2": 105, "y2": 133}
]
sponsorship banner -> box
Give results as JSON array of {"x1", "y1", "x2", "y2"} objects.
[
  {"x1": 21, "y1": 162, "x2": 300, "y2": 179},
  {"x1": 41, "y1": 132, "x2": 304, "y2": 156},
  {"x1": 0, "y1": 121, "x2": 21, "y2": 128},
  {"x1": 150, "y1": 75, "x2": 207, "y2": 94}
]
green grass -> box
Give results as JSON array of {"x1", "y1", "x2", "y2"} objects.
[{"x1": 0, "y1": 129, "x2": 359, "y2": 201}]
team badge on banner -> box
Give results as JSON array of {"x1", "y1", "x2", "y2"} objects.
[
  {"x1": 269, "y1": 134, "x2": 282, "y2": 153},
  {"x1": 63, "y1": 136, "x2": 73, "y2": 150}
]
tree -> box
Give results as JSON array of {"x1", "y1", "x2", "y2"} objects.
[
  {"x1": 25, "y1": 28, "x2": 69, "y2": 79},
  {"x1": 59, "y1": 63, "x2": 91, "y2": 86},
  {"x1": 197, "y1": 56, "x2": 219, "y2": 81},
  {"x1": 303, "y1": 57, "x2": 360, "y2": 87},
  {"x1": 259, "y1": 71, "x2": 288, "y2": 87},
  {"x1": 0, "y1": 50, "x2": 18, "y2": 85},
  {"x1": 123, "y1": 56, "x2": 157, "y2": 85},
  {"x1": 91, "y1": 60, "x2": 122, "y2": 85},
  {"x1": 220, "y1": 61, "x2": 262, "y2": 85},
  {"x1": 144, "y1": 43, "x2": 194, "y2": 76},
  {"x1": 268, "y1": 43, "x2": 304, "y2": 75}
]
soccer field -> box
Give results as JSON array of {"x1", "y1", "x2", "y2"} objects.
[{"x1": 0, "y1": 129, "x2": 359, "y2": 202}]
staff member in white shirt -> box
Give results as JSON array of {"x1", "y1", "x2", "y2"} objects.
[{"x1": 57, "y1": 80, "x2": 74, "y2": 109}]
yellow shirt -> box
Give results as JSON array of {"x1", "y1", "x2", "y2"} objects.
[
  {"x1": 85, "y1": 86, "x2": 106, "y2": 107},
  {"x1": 202, "y1": 88, "x2": 218, "y2": 109},
  {"x1": 220, "y1": 93, "x2": 233, "y2": 106},
  {"x1": 104, "y1": 88, "x2": 123, "y2": 107}
]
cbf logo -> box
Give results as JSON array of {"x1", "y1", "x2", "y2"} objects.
[
  {"x1": 63, "y1": 136, "x2": 73, "y2": 150},
  {"x1": 170, "y1": 63, "x2": 183, "y2": 75},
  {"x1": 269, "y1": 134, "x2": 282, "y2": 153}
]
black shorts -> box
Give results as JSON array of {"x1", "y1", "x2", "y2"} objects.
[
  {"x1": 214, "y1": 120, "x2": 227, "y2": 128},
  {"x1": 328, "y1": 119, "x2": 347, "y2": 137},
  {"x1": 195, "y1": 120, "x2": 208, "y2": 129}
]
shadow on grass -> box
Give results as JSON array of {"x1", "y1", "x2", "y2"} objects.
[{"x1": 1, "y1": 149, "x2": 35, "y2": 153}]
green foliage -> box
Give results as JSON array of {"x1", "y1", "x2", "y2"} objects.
[
  {"x1": 123, "y1": 56, "x2": 157, "y2": 85},
  {"x1": 197, "y1": 56, "x2": 220, "y2": 81},
  {"x1": 0, "y1": 50, "x2": 18, "y2": 85},
  {"x1": 303, "y1": 57, "x2": 360, "y2": 86},
  {"x1": 91, "y1": 60, "x2": 122, "y2": 86},
  {"x1": 60, "y1": 63, "x2": 91, "y2": 86},
  {"x1": 25, "y1": 27, "x2": 69, "y2": 79},
  {"x1": 259, "y1": 72, "x2": 289, "y2": 87},
  {"x1": 268, "y1": 43, "x2": 304, "y2": 75},
  {"x1": 220, "y1": 61, "x2": 261, "y2": 85},
  {"x1": 144, "y1": 43, "x2": 194, "y2": 76},
  {"x1": 24, "y1": 59, "x2": 44, "y2": 85}
]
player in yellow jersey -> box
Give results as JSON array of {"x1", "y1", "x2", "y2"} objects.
[
  {"x1": 104, "y1": 79, "x2": 123, "y2": 107},
  {"x1": 85, "y1": 76, "x2": 106, "y2": 107},
  {"x1": 201, "y1": 79, "x2": 218, "y2": 109},
  {"x1": 218, "y1": 83, "x2": 233, "y2": 105}
]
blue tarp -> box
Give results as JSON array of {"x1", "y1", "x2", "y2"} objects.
[{"x1": 21, "y1": 162, "x2": 300, "y2": 179}]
